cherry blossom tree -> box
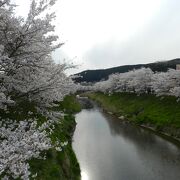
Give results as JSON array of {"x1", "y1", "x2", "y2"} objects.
[
  {"x1": 93, "y1": 68, "x2": 153, "y2": 94},
  {"x1": 0, "y1": 0, "x2": 76, "y2": 110},
  {"x1": 92, "y1": 67, "x2": 180, "y2": 98},
  {"x1": 127, "y1": 68, "x2": 153, "y2": 94},
  {"x1": 152, "y1": 69, "x2": 180, "y2": 97},
  {"x1": 0, "y1": 0, "x2": 76, "y2": 179}
]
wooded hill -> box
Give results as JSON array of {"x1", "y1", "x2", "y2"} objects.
[{"x1": 74, "y1": 58, "x2": 180, "y2": 83}]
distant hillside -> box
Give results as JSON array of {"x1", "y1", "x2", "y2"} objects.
[{"x1": 74, "y1": 58, "x2": 180, "y2": 83}]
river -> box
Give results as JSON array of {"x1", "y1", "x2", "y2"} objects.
[{"x1": 72, "y1": 106, "x2": 180, "y2": 180}]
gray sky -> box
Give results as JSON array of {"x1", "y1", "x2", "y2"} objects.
[{"x1": 14, "y1": 0, "x2": 180, "y2": 74}]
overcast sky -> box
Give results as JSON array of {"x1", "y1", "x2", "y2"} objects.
[{"x1": 14, "y1": 0, "x2": 180, "y2": 74}]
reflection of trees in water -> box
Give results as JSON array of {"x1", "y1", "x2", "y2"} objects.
[{"x1": 103, "y1": 112, "x2": 180, "y2": 167}]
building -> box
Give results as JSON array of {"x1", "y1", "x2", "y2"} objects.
[{"x1": 176, "y1": 64, "x2": 180, "y2": 70}]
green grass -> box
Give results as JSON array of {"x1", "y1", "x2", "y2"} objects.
[
  {"x1": 29, "y1": 95, "x2": 81, "y2": 180},
  {"x1": 58, "y1": 95, "x2": 82, "y2": 114},
  {"x1": 88, "y1": 92, "x2": 180, "y2": 138},
  {"x1": 29, "y1": 114, "x2": 81, "y2": 180}
]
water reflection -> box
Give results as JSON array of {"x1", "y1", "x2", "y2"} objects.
[
  {"x1": 73, "y1": 108, "x2": 180, "y2": 180},
  {"x1": 81, "y1": 171, "x2": 89, "y2": 180}
]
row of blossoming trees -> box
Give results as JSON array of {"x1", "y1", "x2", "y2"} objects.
[
  {"x1": 0, "y1": 0, "x2": 77, "y2": 179},
  {"x1": 90, "y1": 68, "x2": 180, "y2": 98}
]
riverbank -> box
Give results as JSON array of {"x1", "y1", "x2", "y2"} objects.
[
  {"x1": 87, "y1": 92, "x2": 180, "y2": 141},
  {"x1": 29, "y1": 95, "x2": 81, "y2": 180}
]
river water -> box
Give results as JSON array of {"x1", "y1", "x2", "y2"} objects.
[{"x1": 72, "y1": 107, "x2": 180, "y2": 180}]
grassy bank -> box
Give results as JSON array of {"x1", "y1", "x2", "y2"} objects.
[
  {"x1": 88, "y1": 92, "x2": 180, "y2": 139},
  {"x1": 29, "y1": 95, "x2": 81, "y2": 180}
]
